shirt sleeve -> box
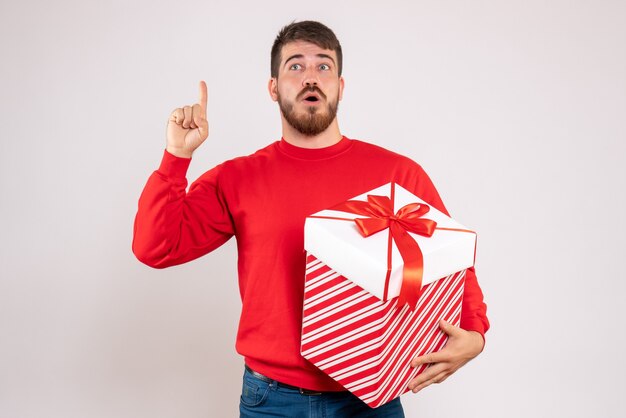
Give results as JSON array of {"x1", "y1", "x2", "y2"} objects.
[
  {"x1": 132, "y1": 149, "x2": 235, "y2": 268},
  {"x1": 403, "y1": 163, "x2": 490, "y2": 341}
]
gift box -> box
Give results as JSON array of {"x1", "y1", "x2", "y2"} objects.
[{"x1": 301, "y1": 182, "x2": 476, "y2": 408}]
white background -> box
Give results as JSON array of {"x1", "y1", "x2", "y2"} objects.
[{"x1": 1, "y1": 0, "x2": 625, "y2": 417}]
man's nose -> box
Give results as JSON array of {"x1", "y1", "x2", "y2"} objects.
[{"x1": 303, "y1": 69, "x2": 319, "y2": 87}]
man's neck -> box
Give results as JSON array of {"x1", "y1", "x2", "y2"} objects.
[{"x1": 281, "y1": 119, "x2": 343, "y2": 149}]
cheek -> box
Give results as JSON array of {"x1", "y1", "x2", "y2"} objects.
[
  {"x1": 279, "y1": 83, "x2": 299, "y2": 100},
  {"x1": 329, "y1": 84, "x2": 341, "y2": 100},
  {"x1": 320, "y1": 78, "x2": 340, "y2": 95}
]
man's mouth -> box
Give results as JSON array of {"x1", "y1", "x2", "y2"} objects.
[{"x1": 299, "y1": 87, "x2": 325, "y2": 104}]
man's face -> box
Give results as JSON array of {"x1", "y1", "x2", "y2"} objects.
[{"x1": 269, "y1": 40, "x2": 344, "y2": 136}]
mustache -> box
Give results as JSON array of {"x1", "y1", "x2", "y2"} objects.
[{"x1": 297, "y1": 86, "x2": 327, "y2": 101}]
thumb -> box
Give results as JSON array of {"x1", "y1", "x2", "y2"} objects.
[{"x1": 439, "y1": 319, "x2": 460, "y2": 336}]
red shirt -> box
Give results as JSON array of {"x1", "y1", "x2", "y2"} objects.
[{"x1": 133, "y1": 136, "x2": 489, "y2": 391}]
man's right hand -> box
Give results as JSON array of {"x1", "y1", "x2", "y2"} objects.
[{"x1": 166, "y1": 80, "x2": 209, "y2": 159}]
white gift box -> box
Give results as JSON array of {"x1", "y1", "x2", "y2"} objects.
[{"x1": 304, "y1": 182, "x2": 476, "y2": 302}]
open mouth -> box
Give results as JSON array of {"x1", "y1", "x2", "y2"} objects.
[{"x1": 304, "y1": 95, "x2": 320, "y2": 103}]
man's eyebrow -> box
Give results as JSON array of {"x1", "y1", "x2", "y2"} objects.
[
  {"x1": 284, "y1": 54, "x2": 303, "y2": 67},
  {"x1": 316, "y1": 54, "x2": 336, "y2": 65},
  {"x1": 284, "y1": 53, "x2": 336, "y2": 66}
]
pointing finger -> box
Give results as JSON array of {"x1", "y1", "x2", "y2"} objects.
[{"x1": 198, "y1": 80, "x2": 208, "y2": 111}]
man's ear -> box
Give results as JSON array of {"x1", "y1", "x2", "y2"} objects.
[
  {"x1": 338, "y1": 76, "x2": 345, "y2": 101},
  {"x1": 268, "y1": 77, "x2": 278, "y2": 102}
]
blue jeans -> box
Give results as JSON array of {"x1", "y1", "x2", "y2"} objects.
[{"x1": 239, "y1": 367, "x2": 405, "y2": 417}]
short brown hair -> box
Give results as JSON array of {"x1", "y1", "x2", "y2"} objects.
[{"x1": 271, "y1": 20, "x2": 343, "y2": 78}]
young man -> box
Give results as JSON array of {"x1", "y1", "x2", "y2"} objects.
[{"x1": 133, "y1": 21, "x2": 489, "y2": 417}]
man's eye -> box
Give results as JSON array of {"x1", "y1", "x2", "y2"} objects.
[
  {"x1": 290, "y1": 64, "x2": 302, "y2": 70},
  {"x1": 320, "y1": 64, "x2": 330, "y2": 71}
]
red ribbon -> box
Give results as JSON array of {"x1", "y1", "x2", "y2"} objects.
[{"x1": 328, "y1": 188, "x2": 437, "y2": 309}]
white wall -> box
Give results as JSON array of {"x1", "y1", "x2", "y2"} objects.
[{"x1": 1, "y1": 0, "x2": 625, "y2": 417}]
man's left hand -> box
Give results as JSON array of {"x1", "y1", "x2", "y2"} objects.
[{"x1": 407, "y1": 319, "x2": 484, "y2": 393}]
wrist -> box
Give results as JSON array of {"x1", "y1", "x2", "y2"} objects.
[
  {"x1": 166, "y1": 145, "x2": 193, "y2": 159},
  {"x1": 468, "y1": 330, "x2": 485, "y2": 354}
]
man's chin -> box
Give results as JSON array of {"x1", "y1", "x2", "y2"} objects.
[
  {"x1": 296, "y1": 103, "x2": 321, "y2": 114},
  {"x1": 297, "y1": 118, "x2": 336, "y2": 136},
  {"x1": 279, "y1": 98, "x2": 338, "y2": 136}
]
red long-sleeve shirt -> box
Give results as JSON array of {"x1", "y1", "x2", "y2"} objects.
[{"x1": 133, "y1": 136, "x2": 489, "y2": 391}]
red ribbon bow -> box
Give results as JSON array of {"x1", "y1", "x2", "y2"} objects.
[{"x1": 329, "y1": 191, "x2": 437, "y2": 309}]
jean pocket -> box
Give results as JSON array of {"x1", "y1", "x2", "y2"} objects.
[{"x1": 240, "y1": 373, "x2": 271, "y2": 408}]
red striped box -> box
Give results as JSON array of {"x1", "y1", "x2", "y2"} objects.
[{"x1": 301, "y1": 254, "x2": 466, "y2": 408}]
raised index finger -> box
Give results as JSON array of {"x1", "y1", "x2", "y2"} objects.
[{"x1": 198, "y1": 80, "x2": 208, "y2": 111}]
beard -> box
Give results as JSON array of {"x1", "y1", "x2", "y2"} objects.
[{"x1": 277, "y1": 87, "x2": 339, "y2": 136}]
